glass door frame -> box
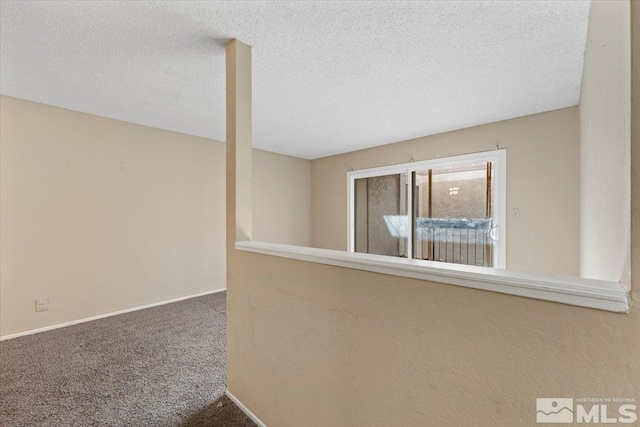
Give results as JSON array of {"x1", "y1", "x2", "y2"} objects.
[{"x1": 347, "y1": 149, "x2": 507, "y2": 269}]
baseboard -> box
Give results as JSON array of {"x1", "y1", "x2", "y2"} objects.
[
  {"x1": 225, "y1": 389, "x2": 267, "y2": 427},
  {"x1": 0, "y1": 288, "x2": 226, "y2": 341}
]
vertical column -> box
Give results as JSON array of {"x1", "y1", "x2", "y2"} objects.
[
  {"x1": 225, "y1": 39, "x2": 252, "y2": 403},
  {"x1": 226, "y1": 39, "x2": 252, "y2": 254}
]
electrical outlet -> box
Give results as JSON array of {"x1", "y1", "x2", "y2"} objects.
[{"x1": 36, "y1": 298, "x2": 49, "y2": 312}]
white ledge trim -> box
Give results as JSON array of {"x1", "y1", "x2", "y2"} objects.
[{"x1": 235, "y1": 241, "x2": 629, "y2": 313}]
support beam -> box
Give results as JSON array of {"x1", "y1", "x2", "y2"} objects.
[
  {"x1": 226, "y1": 39, "x2": 252, "y2": 251},
  {"x1": 225, "y1": 37, "x2": 255, "y2": 421}
]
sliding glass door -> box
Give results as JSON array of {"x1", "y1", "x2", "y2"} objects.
[
  {"x1": 412, "y1": 162, "x2": 494, "y2": 267},
  {"x1": 348, "y1": 150, "x2": 506, "y2": 269}
]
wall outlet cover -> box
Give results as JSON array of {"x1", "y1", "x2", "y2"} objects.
[{"x1": 36, "y1": 299, "x2": 49, "y2": 312}]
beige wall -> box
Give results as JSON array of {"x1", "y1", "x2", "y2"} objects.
[
  {"x1": 228, "y1": 253, "x2": 639, "y2": 427},
  {"x1": 0, "y1": 96, "x2": 310, "y2": 337},
  {"x1": 580, "y1": 0, "x2": 631, "y2": 284},
  {"x1": 312, "y1": 107, "x2": 580, "y2": 277},
  {"x1": 252, "y1": 149, "x2": 311, "y2": 246},
  {"x1": 227, "y1": 3, "x2": 639, "y2": 426}
]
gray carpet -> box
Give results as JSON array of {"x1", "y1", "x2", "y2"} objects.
[{"x1": 0, "y1": 291, "x2": 257, "y2": 427}]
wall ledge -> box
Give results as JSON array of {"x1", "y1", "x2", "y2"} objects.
[{"x1": 235, "y1": 241, "x2": 629, "y2": 313}]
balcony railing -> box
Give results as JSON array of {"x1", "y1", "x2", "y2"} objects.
[{"x1": 415, "y1": 218, "x2": 494, "y2": 267}]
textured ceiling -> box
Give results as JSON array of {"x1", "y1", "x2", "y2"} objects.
[{"x1": 0, "y1": 1, "x2": 589, "y2": 159}]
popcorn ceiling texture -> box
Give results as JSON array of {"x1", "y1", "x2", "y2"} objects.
[{"x1": 0, "y1": 1, "x2": 589, "y2": 159}]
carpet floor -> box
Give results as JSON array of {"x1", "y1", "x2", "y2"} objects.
[{"x1": 0, "y1": 291, "x2": 257, "y2": 427}]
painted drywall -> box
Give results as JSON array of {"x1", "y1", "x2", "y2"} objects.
[
  {"x1": 0, "y1": 96, "x2": 310, "y2": 337},
  {"x1": 227, "y1": 4, "x2": 638, "y2": 426},
  {"x1": 252, "y1": 149, "x2": 311, "y2": 246},
  {"x1": 579, "y1": 0, "x2": 631, "y2": 285},
  {"x1": 312, "y1": 107, "x2": 580, "y2": 277},
  {"x1": 228, "y1": 252, "x2": 639, "y2": 427}
]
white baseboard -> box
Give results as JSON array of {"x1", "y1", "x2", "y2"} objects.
[
  {"x1": 225, "y1": 389, "x2": 267, "y2": 427},
  {"x1": 0, "y1": 288, "x2": 226, "y2": 341}
]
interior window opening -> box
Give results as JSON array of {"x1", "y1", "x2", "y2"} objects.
[{"x1": 350, "y1": 151, "x2": 505, "y2": 269}]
